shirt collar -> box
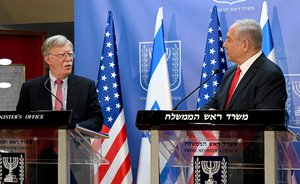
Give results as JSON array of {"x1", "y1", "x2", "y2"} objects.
[
  {"x1": 239, "y1": 50, "x2": 262, "y2": 74},
  {"x1": 49, "y1": 71, "x2": 68, "y2": 85}
]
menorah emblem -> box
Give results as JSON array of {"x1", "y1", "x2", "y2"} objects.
[
  {"x1": 201, "y1": 160, "x2": 220, "y2": 184},
  {"x1": 292, "y1": 81, "x2": 300, "y2": 98},
  {"x1": 3, "y1": 156, "x2": 19, "y2": 182}
]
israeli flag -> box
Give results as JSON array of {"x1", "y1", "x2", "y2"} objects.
[
  {"x1": 260, "y1": 1, "x2": 276, "y2": 63},
  {"x1": 137, "y1": 7, "x2": 173, "y2": 184},
  {"x1": 137, "y1": 131, "x2": 151, "y2": 184},
  {"x1": 145, "y1": 7, "x2": 172, "y2": 111}
]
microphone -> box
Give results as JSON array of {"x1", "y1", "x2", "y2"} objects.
[
  {"x1": 172, "y1": 69, "x2": 220, "y2": 110},
  {"x1": 44, "y1": 78, "x2": 64, "y2": 110}
]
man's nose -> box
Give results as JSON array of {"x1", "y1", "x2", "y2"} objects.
[{"x1": 223, "y1": 41, "x2": 227, "y2": 49}]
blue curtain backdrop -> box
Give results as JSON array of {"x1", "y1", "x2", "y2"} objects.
[{"x1": 74, "y1": 0, "x2": 300, "y2": 181}]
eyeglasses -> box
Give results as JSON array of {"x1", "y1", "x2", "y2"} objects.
[{"x1": 49, "y1": 52, "x2": 74, "y2": 59}]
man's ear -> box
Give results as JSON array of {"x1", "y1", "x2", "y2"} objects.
[
  {"x1": 44, "y1": 55, "x2": 51, "y2": 65},
  {"x1": 242, "y1": 38, "x2": 250, "y2": 51}
]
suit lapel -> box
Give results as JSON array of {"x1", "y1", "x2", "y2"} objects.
[
  {"x1": 220, "y1": 67, "x2": 236, "y2": 109},
  {"x1": 227, "y1": 54, "x2": 266, "y2": 109},
  {"x1": 67, "y1": 75, "x2": 80, "y2": 110}
]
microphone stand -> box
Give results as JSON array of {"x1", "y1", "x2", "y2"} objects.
[
  {"x1": 44, "y1": 78, "x2": 64, "y2": 110},
  {"x1": 173, "y1": 69, "x2": 220, "y2": 110}
]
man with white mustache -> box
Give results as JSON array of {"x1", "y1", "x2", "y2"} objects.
[
  {"x1": 16, "y1": 35, "x2": 103, "y2": 183},
  {"x1": 17, "y1": 35, "x2": 103, "y2": 131}
]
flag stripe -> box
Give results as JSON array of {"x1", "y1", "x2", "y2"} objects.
[
  {"x1": 101, "y1": 112, "x2": 125, "y2": 157},
  {"x1": 261, "y1": 19, "x2": 274, "y2": 57},
  {"x1": 202, "y1": 131, "x2": 218, "y2": 156},
  {"x1": 111, "y1": 154, "x2": 132, "y2": 184},
  {"x1": 121, "y1": 168, "x2": 133, "y2": 184},
  {"x1": 91, "y1": 125, "x2": 109, "y2": 152},
  {"x1": 99, "y1": 120, "x2": 127, "y2": 182},
  {"x1": 101, "y1": 133, "x2": 130, "y2": 183},
  {"x1": 260, "y1": 1, "x2": 276, "y2": 63},
  {"x1": 150, "y1": 27, "x2": 166, "y2": 76}
]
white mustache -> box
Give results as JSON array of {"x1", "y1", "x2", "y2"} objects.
[{"x1": 63, "y1": 61, "x2": 73, "y2": 67}]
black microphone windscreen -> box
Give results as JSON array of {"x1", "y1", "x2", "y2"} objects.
[{"x1": 214, "y1": 69, "x2": 220, "y2": 74}]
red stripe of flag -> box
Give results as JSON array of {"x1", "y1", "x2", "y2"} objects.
[
  {"x1": 92, "y1": 124, "x2": 110, "y2": 151},
  {"x1": 111, "y1": 154, "x2": 132, "y2": 184},
  {"x1": 98, "y1": 123, "x2": 127, "y2": 182},
  {"x1": 202, "y1": 130, "x2": 218, "y2": 156}
]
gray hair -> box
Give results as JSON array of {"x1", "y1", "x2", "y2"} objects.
[
  {"x1": 41, "y1": 35, "x2": 73, "y2": 56},
  {"x1": 235, "y1": 19, "x2": 262, "y2": 50}
]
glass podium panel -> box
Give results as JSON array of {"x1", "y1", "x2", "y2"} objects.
[
  {"x1": 0, "y1": 128, "x2": 109, "y2": 184},
  {"x1": 0, "y1": 128, "x2": 57, "y2": 184},
  {"x1": 136, "y1": 109, "x2": 287, "y2": 183},
  {"x1": 158, "y1": 130, "x2": 265, "y2": 184},
  {"x1": 0, "y1": 111, "x2": 109, "y2": 184},
  {"x1": 69, "y1": 128, "x2": 109, "y2": 184},
  {"x1": 276, "y1": 131, "x2": 300, "y2": 184}
]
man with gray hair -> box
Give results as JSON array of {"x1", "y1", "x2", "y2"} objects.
[
  {"x1": 202, "y1": 19, "x2": 287, "y2": 183},
  {"x1": 203, "y1": 19, "x2": 286, "y2": 110},
  {"x1": 16, "y1": 35, "x2": 103, "y2": 183},
  {"x1": 17, "y1": 34, "x2": 103, "y2": 131}
]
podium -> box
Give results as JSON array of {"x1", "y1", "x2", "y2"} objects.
[
  {"x1": 136, "y1": 110, "x2": 288, "y2": 184},
  {"x1": 0, "y1": 111, "x2": 108, "y2": 184}
]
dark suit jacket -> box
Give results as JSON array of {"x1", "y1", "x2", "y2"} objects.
[
  {"x1": 202, "y1": 53, "x2": 287, "y2": 183},
  {"x1": 202, "y1": 53, "x2": 287, "y2": 110},
  {"x1": 16, "y1": 74, "x2": 103, "y2": 131}
]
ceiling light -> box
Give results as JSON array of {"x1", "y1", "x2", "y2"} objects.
[{"x1": 0, "y1": 58, "x2": 12, "y2": 65}]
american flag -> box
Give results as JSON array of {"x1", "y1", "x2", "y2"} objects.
[
  {"x1": 93, "y1": 11, "x2": 133, "y2": 184},
  {"x1": 197, "y1": 6, "x2": 227, "y2": 109},
  {"x1": 187, "y1": 5, "x2": 227, "y2": 184}
]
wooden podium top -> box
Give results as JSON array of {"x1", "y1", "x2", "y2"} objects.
[{"x1": 136, "y1": 109, "x2": 286, "y2": 131}]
